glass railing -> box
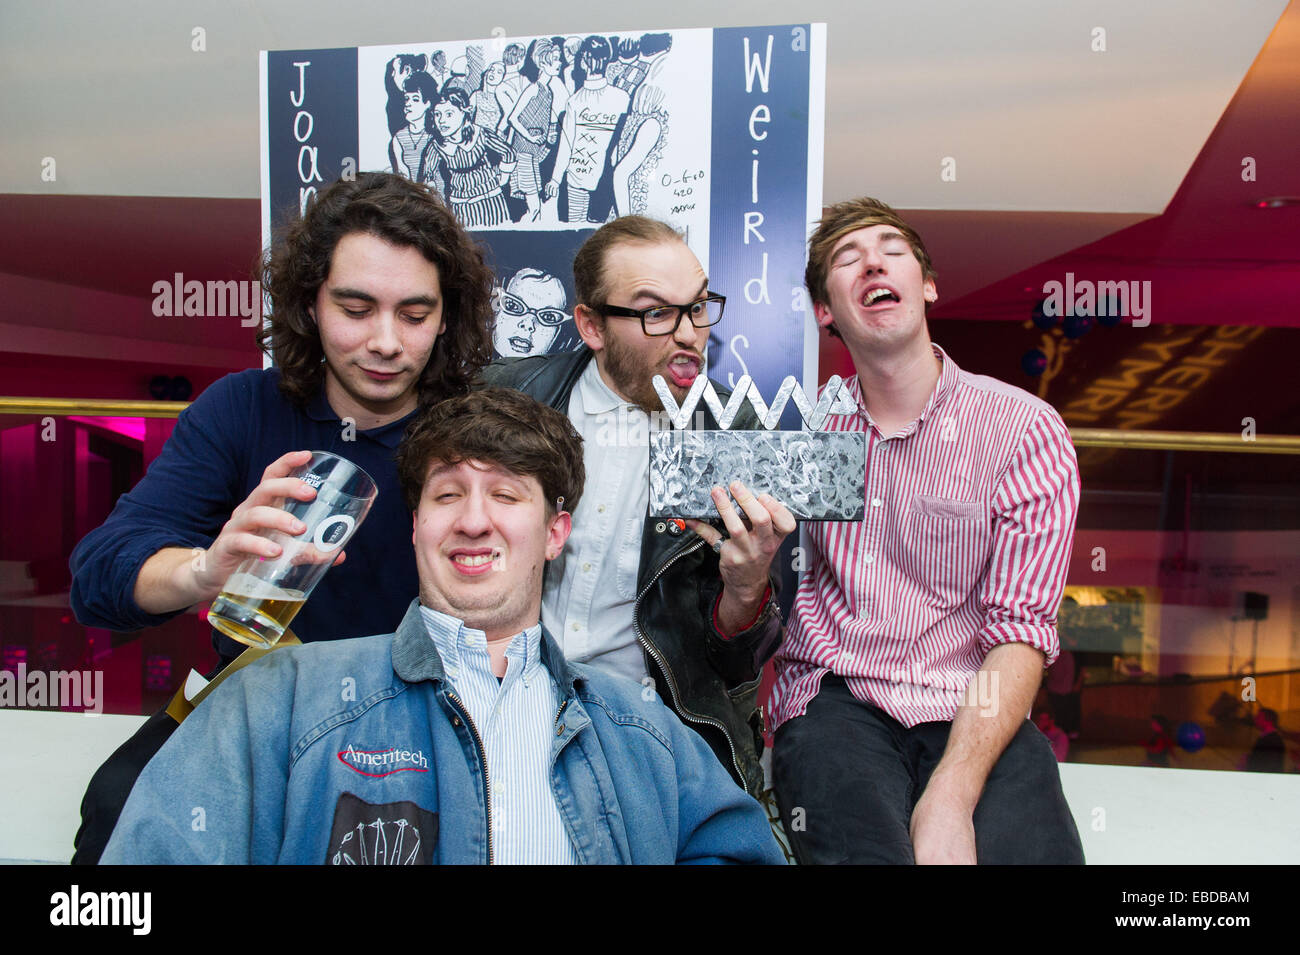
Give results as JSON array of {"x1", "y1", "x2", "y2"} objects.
[
  {"x1": 2, "y1": 398, "x2": 1297, "y2": 773},
  {"x1": 0, "y1": 401, "x2": 217, "y2": 718},
  {"x1": 1049, "y1": 435, "x2": 1298, "y2": 774}
]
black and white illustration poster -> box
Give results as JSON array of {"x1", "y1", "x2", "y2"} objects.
[
  {"x1": 262, "y1": 23, "x2": 824, "y2": 381},
  {"x1": 361, "y1": 33, "x2": 686, "y2": 232}
]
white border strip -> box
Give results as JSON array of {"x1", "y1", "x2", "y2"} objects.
[
  {"x1": 802, "y1": 22, "x2": 827, "y2": 398},
  {"x1": 258, "y1": 50, "x2": 272, "y2": 369}
]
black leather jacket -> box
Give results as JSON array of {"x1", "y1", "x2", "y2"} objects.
[{"x1": 480, "y1": 350, "x2": 781, "y2": 795}]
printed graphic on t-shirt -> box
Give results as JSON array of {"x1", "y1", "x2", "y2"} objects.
[
  {"x1": 326, "y1": 791, "x2": 438, "y2": 864},
  {"x1": 337, "y1": 741, "x2": 431, "y2": 777}
]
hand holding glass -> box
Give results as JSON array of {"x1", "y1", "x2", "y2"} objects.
[{"x1": 207, "y1": 452, "x2": 377, "y2": 649}]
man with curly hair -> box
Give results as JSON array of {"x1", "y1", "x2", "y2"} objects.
[{"x1": 68, "y1": 171, "x2": 496, "y2": 864}]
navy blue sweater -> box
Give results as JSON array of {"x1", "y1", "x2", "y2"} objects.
[{"x1": 70, "y1": 369, "x2": 419, "y2": 664}]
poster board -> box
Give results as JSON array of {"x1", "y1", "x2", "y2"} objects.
[{"x1": 260, "y1": 23, "x2": 825, "y2": 401}]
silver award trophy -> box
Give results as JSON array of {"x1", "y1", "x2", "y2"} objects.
[{"x1": 648, "y1": 374, "x2": 867, "y2": 521}]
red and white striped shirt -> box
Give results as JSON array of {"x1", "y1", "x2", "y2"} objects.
[{"x1": 770, "y1": 345, "x2": 1079, "y2": 730}]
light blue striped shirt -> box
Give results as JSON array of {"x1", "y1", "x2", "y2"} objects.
[{"x1": 419, "y1": 605, "x2": 578, "y2": 865}]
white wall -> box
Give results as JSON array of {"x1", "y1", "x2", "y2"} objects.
[
  {"x1": 2, "y1": 709, "x2": 1295, "y2": 864},
  {"x1": 1059, "y1": 762, "x2": 1299, "y2": 864},
  {"x1": 0, "y1": 711, "x2": 147, "y2": 864}
]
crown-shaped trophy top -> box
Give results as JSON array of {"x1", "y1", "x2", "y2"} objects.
[{"x1": 651, "y1": 374, "x2": 858, "y2": 431}]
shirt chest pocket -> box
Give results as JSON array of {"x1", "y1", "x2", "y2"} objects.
[
  {"x1": 615, "y1": 516, "x2": 645, "y2": 601},
  {"x1": 904, "y1": 494, "x2": 991, "y2": 605}
]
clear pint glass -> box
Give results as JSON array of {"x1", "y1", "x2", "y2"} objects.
[{"x1": 207, "y1": 451, "x2": 377, "y2": 649}]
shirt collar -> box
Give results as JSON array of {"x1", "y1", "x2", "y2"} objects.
[
  {"x1": 918, "y1": 343, "x2": 959, "y2": 422},
  {"x1": 303, "y1": 375, "x2": 335, "y2": 423},
  {"x1": 417, "y1": 604, "x2": 543, "y2": 685},
  {"x1": 576, "y1": 356, "x2": 632, "y2": 417},
  {"x1": 850, "y1": 343, "x2": 959, "y2": 436},
  {"x1": 392, "y1": 599, "x2": 586, "y2": 695},
  {"x1": 304, "y1": 384, "x2": 418, "y2": 449}
]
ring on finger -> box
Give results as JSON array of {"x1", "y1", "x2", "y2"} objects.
[{"x1": 711, "y1": 537, "x2": 726, "y2": 554}]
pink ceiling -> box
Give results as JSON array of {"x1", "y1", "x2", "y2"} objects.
[
  {"x1": 926, "y1": 2, "x2": 1300, "y2": 328},
  {"x1": 0, "y1": 194, "x2": 259, "y2": 300},
  {"x1": 0, "y1": 195, "x2": 262, "y2": 393}
]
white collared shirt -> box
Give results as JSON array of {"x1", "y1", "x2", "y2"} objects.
[
  {"x1": 419, "y1": 605, "x2": 577, "y2": 865},
  {"x1": 541, "y1": 359, "x2": 651, "y2": 686}
]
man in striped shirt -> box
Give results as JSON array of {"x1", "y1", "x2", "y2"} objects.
[{"x1": 770, "y1": 198, "x2": 1084, "y2": 864}]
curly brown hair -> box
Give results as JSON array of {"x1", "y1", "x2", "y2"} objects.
[
  {"x1": 396, "y1": 388, "x2": 585, "y2": 516},
  {"x1": 258, "y1": 172, "x2": 495, "y2": 409}
]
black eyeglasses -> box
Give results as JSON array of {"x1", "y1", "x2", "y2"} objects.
[
  {"x1": 498, "y1": 290, "x2": 567, "y2": 327},
  {"x1": 595, "y1": 294, "x2": 726, "y2": 336}
]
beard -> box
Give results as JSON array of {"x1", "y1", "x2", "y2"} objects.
[{"x1": 600, "y1": 327, "x2": 701, "y2": 416}]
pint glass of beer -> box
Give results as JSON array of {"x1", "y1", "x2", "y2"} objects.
[{"x1": 207, "y1": 451, "x2": 378, "y2": 649}]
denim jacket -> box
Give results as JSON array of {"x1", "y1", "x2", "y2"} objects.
[
  {"x1": 480, "y1": 350, "x2": 782, "y2": 796},
  {"x1": 101, "y1": 601, "x2": 784, "y2": 865}
]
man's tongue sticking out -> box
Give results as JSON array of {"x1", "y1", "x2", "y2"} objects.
[{"x1": 667, "y1": 353, "x2": 700, "y2": 389}]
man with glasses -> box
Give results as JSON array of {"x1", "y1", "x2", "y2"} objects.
[
  {"x1": 490, "y1": 267, "x2": 581, "y2": 358},
  {"x1": 482, "y1": 216, "x2": 794, "y2": 796}
]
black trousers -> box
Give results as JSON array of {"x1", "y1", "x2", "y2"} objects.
[{"x1": 772, "y1": 676, "x2": 1085, "y2": 864}]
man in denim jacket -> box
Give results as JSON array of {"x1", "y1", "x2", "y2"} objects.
[{"x1": 102, "y1": 389, "x2": 783, "y2": 864}]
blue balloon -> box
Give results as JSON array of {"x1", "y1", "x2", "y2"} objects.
[
  {"x1": 1032, "y1": 299, "x2": 1059, "y2": 331},
  {"x1": 1063, "y1": 313, "x2": 1095, "y2": 339},
  {"x1": 1176, "y1": 721, "x2": 1206, "y2": 753},
  {"x1": 1021, "y1": 348, "x2": 1048, "y2": 377}
]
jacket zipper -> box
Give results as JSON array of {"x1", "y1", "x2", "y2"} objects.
[
  {"x1": 447, "y1": 691, "x2": 493, "y2": 865},
  {"x1": 550, "y1": 698, "x2": 579, "y2": 859},
  {"x1": 634, "y1": 536, "x2": 746, "y2": 787}
]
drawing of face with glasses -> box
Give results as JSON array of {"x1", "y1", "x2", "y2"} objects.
[{"x1": 492, "y1": 268, "x2": 573, "y2": 357}]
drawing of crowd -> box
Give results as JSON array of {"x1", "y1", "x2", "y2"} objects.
[{"x1": 384, "y1": 32, "x2": 673, "y2": 228}]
